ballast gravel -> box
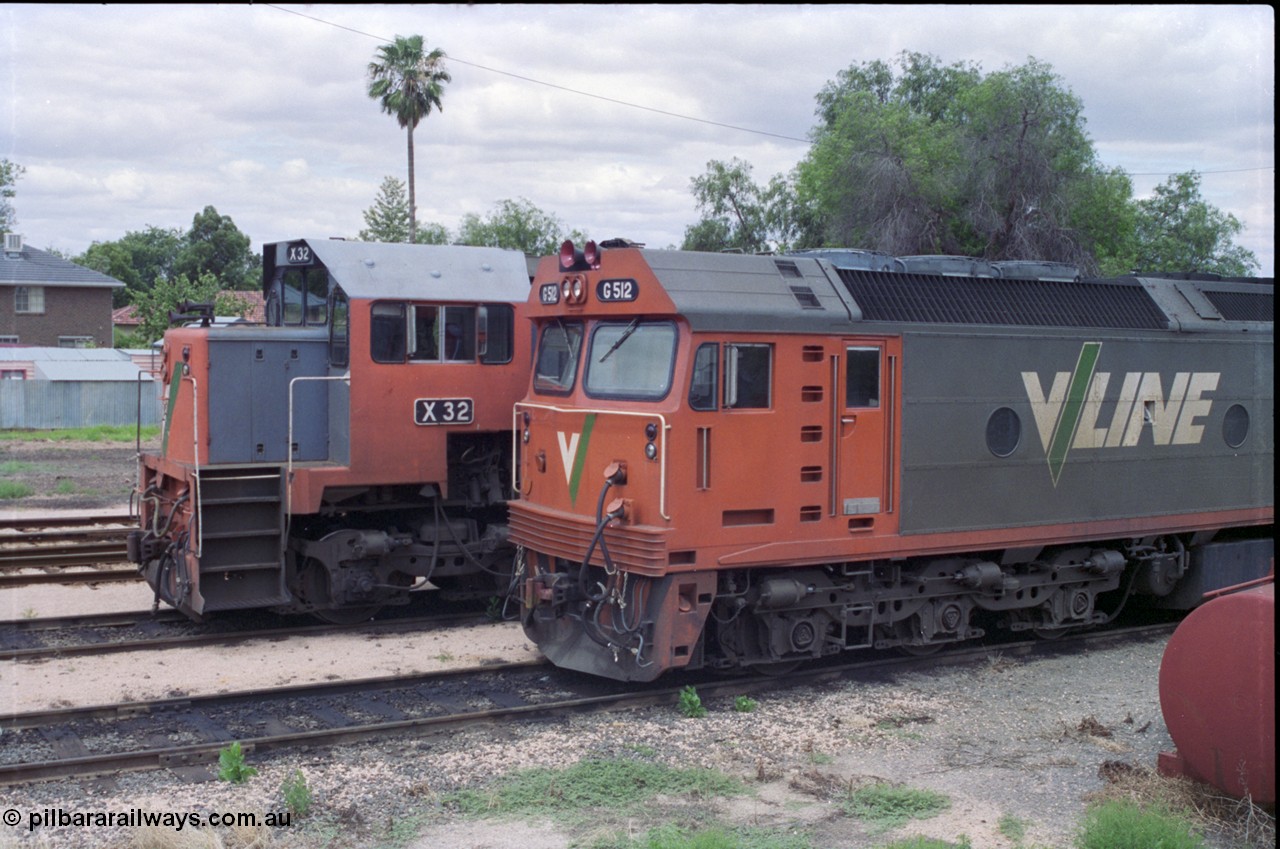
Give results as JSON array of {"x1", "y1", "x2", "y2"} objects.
[{"x1": 0, "y1": 579, "x2": 1254, "y2": 849}]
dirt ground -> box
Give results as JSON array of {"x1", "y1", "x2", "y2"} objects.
[
  {"x1": 0, "y1": 436, "x2": 150, "y2": 513},
  {"x1": 0, "y1": 435, "x2": 1273, "y2": 849}
]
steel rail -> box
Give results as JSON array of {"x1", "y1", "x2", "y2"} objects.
[{"x1": 0, "y1": 610, "x2": 492, "y2": 662}]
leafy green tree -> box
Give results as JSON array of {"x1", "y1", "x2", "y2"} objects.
[
  {"x1": 367, "y1": 34, "x2": 451, "y2": 244},
  {"x1": 1130, "y1": 171, "x2": 1260, "y2": 276},
  {"x1": 456, "y1": 197, "x2": 583, "y2": 256},
  {"x1": 359, "y1": 176, "x2": 451, "y2": 244},
  {"x1": 129, "y1": 271, "x2": 222, "y2": 344},
  {"x1": 795, "y1": 52, "x2": 1122, "y2": 272},
  {"x1": 77, "y1": 225, "x2": 184, "y2": 308},
  {"x1": 0, "y1": 158, "x2": 23, "y2": 234},
  {"x1": 683, "y1": 158, "x2": 810, "y2": 253},
  {"x1": 175, "y1": 206, "x2": 258, "y2": 291},
  {"x1": 359, "y1": 176, "x2": 413, "y2": 243}
]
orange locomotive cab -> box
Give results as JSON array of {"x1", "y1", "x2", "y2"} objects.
[
  {"x1": 512, "y1": 241, "x2": 1273, "y2": 681},
  {"x1": 132, "y1": 239, "x2": 533, "y2": 621}
]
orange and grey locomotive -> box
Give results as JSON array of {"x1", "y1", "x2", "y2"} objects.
[
  {"x1": 129, "y1": 239, "x2": 532, "y2": 622},
  {"x1": 512, "y1": 241, "x2": 1273, "y2": 680}
]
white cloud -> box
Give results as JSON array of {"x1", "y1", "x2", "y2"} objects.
[{"x1": 1, "y1": 4, "x2": 1272, "y2": 273}]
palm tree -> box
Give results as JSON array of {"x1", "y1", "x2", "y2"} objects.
[{"x1": 367, "y1": 35, "x2": 451, "y2": 244}]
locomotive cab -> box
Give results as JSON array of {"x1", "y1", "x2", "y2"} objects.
[{"x1": 132, "y1": 239, "x2": 533, "y2": 621}]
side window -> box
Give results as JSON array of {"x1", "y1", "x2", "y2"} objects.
[
  {"x1": 443, "y1": 306, "x2": 476, "y2": 361},
  {"x1": 846, "y1": 347, "x2": 880, "y2": 408},
  {"x1": 689, "y1": 342, "x2": 719, "y2": 411},
  {"x1": 277, "y1": 268, "x2": 328, "y2": 325},
  {"x1": 479, "y1": 304, "x2": 514, "y2": 364},
  {"x1": 329, "y1": 288, "x2": 349, "y2": 368},
  {"x1": 370, "y1": 302, "x2": 407, "y2": 363},
  {"x1": 724, "y1": 343, "x2": 771, "y2": 409},
  {"x1": 410, "y1": 305, "x2": 440, "y2": 361}
]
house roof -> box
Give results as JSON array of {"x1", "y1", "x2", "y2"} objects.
[
  {"x1": 0, "y1": 346, "x2": 146, "y2": 381},
  {"x1": 0, "y1": 240, "x2": 125, "y2": 289}
]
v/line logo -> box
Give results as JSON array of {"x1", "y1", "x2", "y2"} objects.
[
  {"x1": 555, "y1": 413, "x2": 597, "y2": 504},
  {"x1": 1022, "y1": 342, "x2": 1220, "y2": 486}
]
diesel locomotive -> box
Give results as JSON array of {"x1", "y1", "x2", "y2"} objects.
[
  {"x1": 129, "y1": 238, "x2": 533, "y2": 622},
  {"x1": 511, "y1": 241, "x2": 1273, "y2": 680}
]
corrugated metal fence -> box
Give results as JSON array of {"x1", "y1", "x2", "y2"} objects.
[{"x1": 0, "y1": 380, "x2": 164, "y2": 429}]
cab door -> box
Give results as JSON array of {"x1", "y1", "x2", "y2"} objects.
[{"x1": 833, "y1": 338, "x2": 898, "y2": 532}]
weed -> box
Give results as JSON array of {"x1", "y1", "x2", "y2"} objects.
[
  {"x1": 0, "y1": 480, "x2": 33, "y2": 499},
  {"x1": 1075, "y1": 799, "x2": 1204, "y2": 849},
  {"x1": 0, "y1": 460, "x2": 33, "y2": 474},
  {"x1": 873, "y1": 837, "x2": 972, "y2": 849},
  {"x1": 677, "y1": 686, "x2": 707, "y2": 718},
  {"x1": 21, "y1": 608, "x2": 37, "y2": 619},
  {"x1": 443, "y1": 758, "x2": 743, "y2": 817},
  {"x1": 733, "y1": 695, "x2": 758, "y2": 713},
  {"x1": 843, "y1": 783, "x2": 950, "y2": 833},
  {"x1": 997, "y1": 813, "x2": 1028, "y2": 842},
  {"x1": 599, "y1": 822, "x2": 813, "y2": 848},
  {"x1": 435, "y1": 652, "x2": 456, "y2": 663},
  {"x1": 54, "y1": 479, "x2": 78, "y2": 495},
  {"x1": 281, "y1": 769, "x2": 312, "y2": 818},
  {"x1": 216, "y1": 742, "x2": 258, "y2": 784}
]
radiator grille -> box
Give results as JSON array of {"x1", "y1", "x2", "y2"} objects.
[
  {"x1": 836, "y1": 269, "x2": 1169, "y2": 329},
  {"x1": 1202, "y1": 289, "x2": 1274, "y2": 323}
]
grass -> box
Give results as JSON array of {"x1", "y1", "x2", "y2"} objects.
[
  {"x1": 593, "y1": 823, "x2": 813, "y2": 849},
  {"x1": 0, "y1": 425, "x2": 160, "y2": 442},
  {"x1": 1076, "y1": 799, "x2": 1204, "y2": 848},
  {"x1": 843, "y1": 783, "x2": 951, "y2": 833},
  {"x1": 0, "y1": 480, "x2": 34, "y2": 499},
  {"x1": 444, "y1": 757, "x2": 744, "y2": 818}
]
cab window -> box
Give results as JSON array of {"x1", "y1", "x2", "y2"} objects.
[
  {"x1": 270, "y1": 267, "x2": 330, "y2": 326},
  {"x1": 534, "y1": 320, "x2": 583, "y2": 394},
  {"x1": 584, "y1": 320, "x2": 677, "y2": 400}
]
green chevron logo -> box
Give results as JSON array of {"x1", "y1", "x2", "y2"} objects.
[{"x1": 556, "y1": 413, "x2": 597, "y2": 505}]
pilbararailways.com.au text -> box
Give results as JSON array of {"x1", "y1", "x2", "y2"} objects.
[{"x1": 6, "y1": 807, "x2": 293, "y2": 833}]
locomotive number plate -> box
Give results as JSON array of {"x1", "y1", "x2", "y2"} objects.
[
  {"x1": 539, "y1": 283, "x2": 561, "y2": 305},
  {"x1": 596, "y1": 278, "x2": 638, "y2": 302},
  {"x1": 414, "y1": 398, "x2": 474, "y2": 425}
]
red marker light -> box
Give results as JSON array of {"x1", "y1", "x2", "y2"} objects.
[
  {"x1": 583, "y1": 240, "x2": 600, "y2": 268},
  {"x1": 559, "y1": 240, "x2": 576, "y2": 271}
]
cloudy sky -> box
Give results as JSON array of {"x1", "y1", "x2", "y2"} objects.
[{"x1": 2, "y1": 4, "x2": 1274, "y2": 275}]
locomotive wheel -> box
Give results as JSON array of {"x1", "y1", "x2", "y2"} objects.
[
  {"x1": 752, "y1": 660, "x2": 803, "y2": 677},
  {"x1": 296, "y1": 559, "x2": 381, "y2": 625}
]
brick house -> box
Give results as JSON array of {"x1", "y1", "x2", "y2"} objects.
[{"x1": 0, "y1": 233, "x2": 125, "y2": 348}]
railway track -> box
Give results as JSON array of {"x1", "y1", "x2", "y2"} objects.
[
  {"x1": 0, "y1": 621, "x2": 1176, "y2": 788},
  {"x1": 0, "y1": 606, "x2": 494, "y2": 662},
  {"x1": 0, "y1": 512, "x2": 135, "y2": 580}
]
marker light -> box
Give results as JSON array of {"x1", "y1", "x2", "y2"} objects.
[{"x1": 583, "y1": 240, "x2": 600, "y2": 268}]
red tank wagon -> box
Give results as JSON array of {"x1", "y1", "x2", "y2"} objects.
[{"x1": 1159, "y1": 574, "x2": 1275, "y2": 804}]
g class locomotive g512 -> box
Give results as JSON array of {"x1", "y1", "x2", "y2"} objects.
[
  {"x1": 129, "y1": 238, "x2": 533, "y2": 622},
  {"x1": 511, "y1": 241, "x2": 1273, "y2": 681}
]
